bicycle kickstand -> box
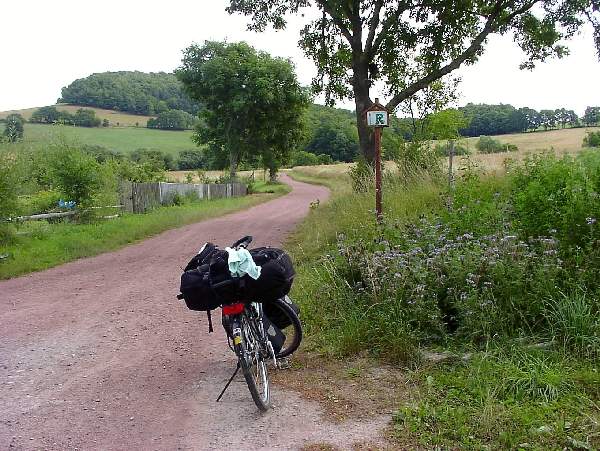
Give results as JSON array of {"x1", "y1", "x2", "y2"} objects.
[{"x1": 216, "y1": 362, "x2": 240, "y2": 402}]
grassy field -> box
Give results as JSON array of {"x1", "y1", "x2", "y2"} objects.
[
  {"x1": 0, "y1": 104, "x2": 153, "y2": 127},
  {"x1": 0, "y1": 181, "x2": 289, "y2": 279},
  {"x1": 15, "y1": 123, "x2": 195, "y2": 156}
]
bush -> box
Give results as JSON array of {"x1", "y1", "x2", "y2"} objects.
[
  {"x1": 47, "y1": 144, "x2": 104, "y2": 207},
  {"x1": 3, "y1": 114, "x2": 25, "y2": 142},
  {"x1": 291, "y1": 150, "x2": 319, "y2": 167},
  {"x1": 0, "y1": 149, "x2": 21, "y2": 242},
  {"x1": 434, "y1": 141, "x2": 470, "y2": 157},
  {"x1": 147, "y1": 109, "x2": 197, "y2": 130},
  {"x1": 509, "y1": 153, "x2": 600, "y2": 246},
  {"x1": 177, "y1": 149, "x2": 206, "y2": 170},
  {"x1": 130, "y1": 148, "x2": 175, "y2": 170},
  {"x1": 476, "y1": 136, "x2": 517, "y2": 153},
  {"x1": 582, "y1": 130, "x2": 600, "y2": 147}
]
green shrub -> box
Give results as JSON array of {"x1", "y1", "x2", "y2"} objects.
[
  {"x1": 582, "y1": 130, "x2": 600, "y2": 147},
  {"x1": 476, "y1": 136, "x2": 517, "y2": 153},
  {"x1": 0, "y1": 149, "x2": 21, "y2": 242},
  {"x1": 509, "y1": 153, "x2": 600, "y2": 246},
  {"x1": 291, "y1": 150, "x2": 320, "y2": 167},
  {"x1": 47, "y1": 144, "x2": 104, "y2": 207},
  {"x1": 434, "y1": 141, "x2": 470, "y2": 157}
]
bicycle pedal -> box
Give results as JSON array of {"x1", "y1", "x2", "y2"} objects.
[{"x1": 277, "y1": 358, "x2": 291, "y2": 370}]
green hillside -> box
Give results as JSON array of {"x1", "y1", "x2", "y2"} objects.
[{"x1": 19, "y1": 123, "x2": 195, "y2": 156}]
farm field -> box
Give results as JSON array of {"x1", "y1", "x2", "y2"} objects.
[
  {"x1": 17, "y1": 122, "x2": 195, "y2": 156},
  {"x1": 0, "y1": 104, "x2": 153, "y2": 127}
]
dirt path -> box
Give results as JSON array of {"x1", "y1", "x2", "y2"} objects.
[{"x1": 0, "y1": 176, "x2": 387, "y2": 451}]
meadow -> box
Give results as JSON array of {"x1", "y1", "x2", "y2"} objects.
[{"x1": 18, "y1": 123, "x2": 195, "y2": 156}]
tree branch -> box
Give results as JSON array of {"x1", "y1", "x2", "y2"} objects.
[
  {"x1": 316, "y1": 0, "x2": 354, "y2": 44},
  {"x1": 364, "y1": 0, "x2": 385, "y2": 57},
  {"x1": 368, "y1": 4, "x2": 405, "y2": 59},
  {"x1": 385, "y1": 0, "x2": 538, "y2": 111}
]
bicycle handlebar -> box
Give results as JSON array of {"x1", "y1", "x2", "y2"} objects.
[{"x1": 231, "y1": 235, "x2": 253, "y2": 250}]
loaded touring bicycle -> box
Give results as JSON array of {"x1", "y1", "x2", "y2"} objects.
[{"x1": 177, "y1": 236, "x2": 302, "y2": 411}]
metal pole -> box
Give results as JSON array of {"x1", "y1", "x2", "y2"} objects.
[{"x1": 374, "y1": 126, "x2": 383, "y2": 221}]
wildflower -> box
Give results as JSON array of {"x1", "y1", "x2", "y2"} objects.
[{"x1": 586, "y1": 217, "x2": 597, "y2": 225}]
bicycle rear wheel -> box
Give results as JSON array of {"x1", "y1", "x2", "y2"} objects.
[
  {"x1": 238, "y1": 309, "x2": 271, "y2": 411},
  {"x1": 266, "y1": 296, "x2": 303, "y2": 358}
]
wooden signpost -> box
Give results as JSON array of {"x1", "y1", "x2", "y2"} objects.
[{"x1": 365, "y1": 98, "x2": 389, "y2": 221}]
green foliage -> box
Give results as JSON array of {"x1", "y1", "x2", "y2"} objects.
[
  {"x1": 146, "y1": 109, "x2": 197, "y2": 130},
  {"x1": 348, "y1": 157, "x2": 374, "y2": 193},
  {"x1": 47, "y1": 144, "x2": 106, "y2": 207},
  {"x1": 291, "y1": 150, "x2": 319, "y2": 167},
  {"x1": 434, "y1": 141, "x2": 469, "y2": 157},
  {"x1": 583, "y1": 106, "x2": 600, "y2": 126},
  {"x1": 394, "y1": 140, "x2": 442, "y2": 183},
  {"x1": 177, "y1": 40, "x2": 309, "y2": 178},
  {"x1": 394, "y1": 349, "x2": 598, "y2": 450},
  {"x1": 544, "y1": 290, "x2": 600, "y2": 357},
  {"x1": 3, "y1": 114, "x2": 25, "y2": 142},
  {"x1": 509, "y1": 153, "x2": 600, "y2": 246},
  {"x1": 59, "y1": 71, "x2": 201, "y2": 115},
  {"x1": 0, "y1": 149, "x2": 21, "y2": 242},
  {"x1": 583, "y1": 130, "x2": 600, "y2": 147},
  {"x1": 30, "y1": 106, "x2": 63, "y2": 124},
  {"x1": 129, "y1": 148, "x2": 175, "y2": 170},
  {"x1": 425, "y1": 109, "x2": 469, "y2": 140},
  {"x1": 177, "y1": 149, "x2": 206, "y2": 170},
  {"x1": 227, "y1": 1, "x2": 596, "y2": 161},
  {"x1": 476, "y1": 135, "x2": 518, "y2": 153},
  {"x1": 30, "y1": 106, "x2": 101, "y2": 127}
]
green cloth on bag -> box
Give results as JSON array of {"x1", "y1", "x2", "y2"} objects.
[{"x1": 225, "y1": 247, "x2": 262, "y2": 280}]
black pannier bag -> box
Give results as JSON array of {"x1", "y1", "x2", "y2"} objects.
[
  {"x1": 263, "y1": 296, "x2": 300, "y2": 329},
  {"x1": 245, "y1": 247, "x2": 295, "y2": 302},
  {"x1": 179, "y1": 244, "x2": 295, "y2": 311},
  {"x1": 262, "y1": 314, "x2": 285, "y2": 354}
]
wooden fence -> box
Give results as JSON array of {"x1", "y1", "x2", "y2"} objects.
[{"x1": 119, "y1": 181, "x2": 247, "y2": 214}]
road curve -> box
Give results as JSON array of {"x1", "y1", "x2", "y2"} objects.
[{"x1": 0, "y1": 175, "x2": 386, "y2": 450}]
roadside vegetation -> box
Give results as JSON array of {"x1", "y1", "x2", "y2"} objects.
[
  {"x1": 0, "y1": 138, "x2": 288, "y2": 279},
  {"x1": 288, "y1": 150, "x2": 600, "y2": 449}
]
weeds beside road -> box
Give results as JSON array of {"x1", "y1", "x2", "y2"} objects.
[{"x1": 287, "y1": 152, "x2": 599, "y2": 450}]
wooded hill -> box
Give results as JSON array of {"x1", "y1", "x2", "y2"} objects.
[{"x1": 59, "y1": 71, "x2": 201, "y2": 116}]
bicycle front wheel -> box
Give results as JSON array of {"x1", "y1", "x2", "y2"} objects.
[{"x1": 238, "y1": 311, "x2": 271, "y2": 411}]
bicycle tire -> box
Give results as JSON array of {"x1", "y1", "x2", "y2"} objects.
[
  {"x1": 269, "y1": 297, "x2": 303, "y2": 358},
  {"x1": 239, "y1": 311, "x2": 271, "y2": 411}
]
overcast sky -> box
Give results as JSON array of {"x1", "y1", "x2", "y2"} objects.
[{"x1": 1, "y1": 0, "x2": 599, "y2": 116}]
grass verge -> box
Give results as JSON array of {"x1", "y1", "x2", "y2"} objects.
[
  {"x1": 0, "y1": 181, "x2": 289, "y2": 279},
  {"x1": 284, "y1": 164, "x2": 599, "y2": 450}
]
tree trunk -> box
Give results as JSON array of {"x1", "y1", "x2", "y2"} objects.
[
  {"x1": 268, "y1": 166, "x2": 277, "y2": 182},
  {"x1": 229, "y1": 151, "x2": 238, "y2": 180},
  {"x1": 352, "y1": 59, "x2": 374, "y2": 163}
]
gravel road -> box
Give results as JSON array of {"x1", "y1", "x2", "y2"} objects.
[{"x1": 0, "y1": 175, "x2": 387, "y2": 450}]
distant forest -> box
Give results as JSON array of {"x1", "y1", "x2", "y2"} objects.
[{"x1": 59, "y1": 71, "x2": 201, "y2": 116}]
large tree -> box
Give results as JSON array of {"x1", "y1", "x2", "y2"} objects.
[
  {"x1": 227, "y1": 0, "x2": 600, "y2": 161},
  {"x1": 176, "y1": 41, "x2": 309, "y2": 178}
]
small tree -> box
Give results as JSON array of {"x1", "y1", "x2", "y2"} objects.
[
  {"x1": 102, "y1": 118, "x2": 110, "y2": 127},
  {"x1": 48, "y1": 144, "x2": 103, "y2": 207},
  {"x1": 177, "y1": 41, "x2": 309, "y2": 179},
  {"x1": 3, "y1": 114, "x2": 25, "y2": 142}
]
